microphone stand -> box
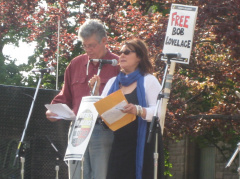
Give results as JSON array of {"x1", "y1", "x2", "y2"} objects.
[
  {"x1": 20, "y1": 156, "x2": 25, "y2": 179},
  {"x1": 55, "y1": 157, "x2": 60, "y2": 179},
  {"x1": 147, "y1": 55, "x2": 172, "y2": 179},
  {"x1": 13, "y1": 71, "x2": 47, "y2": 175},
  {"x1": 226, "y1": 142, "x2": 240, "y2": 179},
  {"x1": 45, "y1": 136, "x2": 68, "y2": 179},
  {"x1": 71, "y1": 62, "x2": 104, "y2": 179}
]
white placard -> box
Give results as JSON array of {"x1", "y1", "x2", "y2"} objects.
[
  {"x1": 64, "y1": 96, "x2": 102, "y2": 161},
  {"x1": 162, "y1": 4, "x2": 198, "y2": 64}
]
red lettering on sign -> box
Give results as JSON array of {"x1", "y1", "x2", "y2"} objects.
[{"x1": 171, "y1": 12, "x2": 190, "y2": 28}]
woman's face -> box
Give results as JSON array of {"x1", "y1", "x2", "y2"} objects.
[{"x1": 119, "y1": 45, "x2": 140, "y2": 74}]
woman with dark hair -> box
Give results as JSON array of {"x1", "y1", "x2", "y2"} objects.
[{"x1": 89, "y1": 38, "x2": 165, "y2": 179}]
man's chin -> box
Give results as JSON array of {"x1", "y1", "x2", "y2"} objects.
[{"x1": 88, "y1": 55, "x2": 96, "y2": 59}]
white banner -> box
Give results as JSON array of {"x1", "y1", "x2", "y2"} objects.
[
  {"x1": 64, "y1": 96, "x2": 102, "y2": 161},
  {"x1": 162, "y1": 4, "x2": 198, "y2": 64}
]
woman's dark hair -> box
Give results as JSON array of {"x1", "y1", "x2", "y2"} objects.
[{"x1": 124, "y1": 38, "x2": 153, "y2": 75}]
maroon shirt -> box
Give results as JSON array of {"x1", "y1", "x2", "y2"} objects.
[{"x1": 52, "y1": 50, "x2": 120, "y2": 115}]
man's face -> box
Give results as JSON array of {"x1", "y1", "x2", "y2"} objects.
[{"x1": 82, "y1": 34, "x2": 107, "y2": 59}]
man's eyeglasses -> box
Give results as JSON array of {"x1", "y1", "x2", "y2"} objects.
[
  {"x1": 120, "y1": 49, "x2": 135, "y2": 55},
  {"x1": 82, "y1": 43, "x2": 99, "y2": 50}
]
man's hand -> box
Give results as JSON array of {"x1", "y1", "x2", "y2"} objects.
[
  {"x1": 46, "y1": 110, "x2": 61, "y2": 122},
  {"x1": 88, "y1": 75, "x2": 101, "y2": 95}
]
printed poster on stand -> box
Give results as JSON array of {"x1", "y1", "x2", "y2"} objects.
[
  {"x1": 161, "y1": 4, "x2": 198, "y2": 64},
  {"x1": 64, "y1": 96, "x2": 102, "y2": 161}
]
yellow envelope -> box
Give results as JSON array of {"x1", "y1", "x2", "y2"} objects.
[{"x1": 94, "y1": 90, "x2": 136, "y2": 131}]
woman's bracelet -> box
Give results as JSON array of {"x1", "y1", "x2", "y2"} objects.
[
  {"x1": 139, "y1": 105, "x2": 143, "y2": 117},
  {"x1": 135, "y1": 105, "x2": 143, "y2": 117},
  {"x1": 135, "y1": 105, "x2": 139, "y2": 116}
]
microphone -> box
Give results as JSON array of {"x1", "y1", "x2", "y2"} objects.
[
  {"x1": 32, "y1": 66, "x2": 55, "y2": 73},
  {"x1": 161, "y1": 53, "x2": 181, "y2": 60},
  {"x1": 90, "y1": 59, "x2": 118, "y2": 66}
]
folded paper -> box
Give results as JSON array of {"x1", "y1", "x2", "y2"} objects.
[{"x1": 94, "y1": 90, "x2": 136, "y2": 131}]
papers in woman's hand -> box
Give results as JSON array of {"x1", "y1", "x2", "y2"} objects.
[
  {"x1": 94, "y1": 90, "x2": 136, "y2": 131},
  {"x1": 45, "y1": 103, "x2": 76, "y2": 120}
]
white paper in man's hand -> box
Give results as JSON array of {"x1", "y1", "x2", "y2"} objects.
[{"x1": 45, "y1": 103, "x2": 76, "y2": 120}]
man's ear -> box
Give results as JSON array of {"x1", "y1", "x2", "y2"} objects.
[{"x1": 101, "y1": 37, "x2": 107, "y2": 44}]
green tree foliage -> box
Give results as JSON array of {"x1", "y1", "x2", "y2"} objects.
[
  {"x1": 165, "y1": 0, "x2": 240, "y2": 139},
  {"x1": 0, "y1": 0, "x2": 39, "y2": 85}
]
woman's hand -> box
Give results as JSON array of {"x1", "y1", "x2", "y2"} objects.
[
  {"x1": 122, "y1": 103, "x2": 146, "y2": 118},
  {"x1": 121, "y1": 103, "x2": 138, "y2": 115},
  {"x1": 88, "y1": 75, "x2": 101, "y2": 95}
]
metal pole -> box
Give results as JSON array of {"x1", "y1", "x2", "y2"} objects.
[
  {"x1": 153, "y1": 131, "x2": 159, "y2": 179},
  {"x1": 20, "y1": 157, "x2": 25, "y2": 179},
  {"x1": 147, "y1": 55, "x2": 177, "y2": 179},
  {"x1": 13, "y1": 74, "x2": 43, "y2": 167},
  {"x1": 56, "y1": 16, "x2": 60, "y2": 90},
  {"x1": 55, "y1": 158, "x2": 59, "y2": 179},
  {"x1": 226, "y1": 142, "x2": 240, "y2": 179}
]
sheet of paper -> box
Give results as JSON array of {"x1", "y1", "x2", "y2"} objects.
[
  {"x1": 45, "y1": 103, "x2": 76, "y2": 120},
  {"x1": 48, "y1": 116, "x2": 73, "y2": 120},
  {"x1": 101, "y1": 100, "x2": 127, "y2": 125}
]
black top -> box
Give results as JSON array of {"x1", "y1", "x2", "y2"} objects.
[
  {"x1": 107, "y1": 88, "x2": 138, "y2": 179},
  {"x1": 107, "y1": 88, "x2": 165, "y2": 179}
]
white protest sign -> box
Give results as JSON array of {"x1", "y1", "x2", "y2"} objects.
[
  {"x1": 64, "y1": 96, "x2": 102, "y2": 161},
  {"x1": 162, "y1": 4, "x2": 198, "y2": 64}
]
